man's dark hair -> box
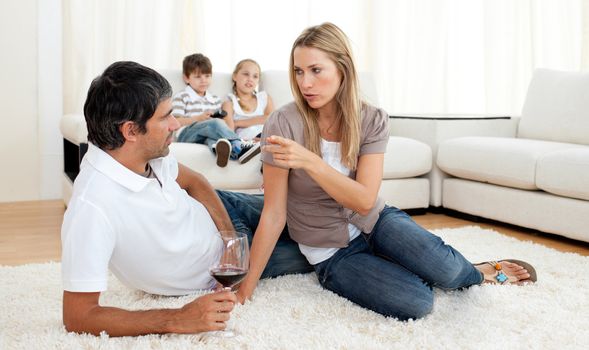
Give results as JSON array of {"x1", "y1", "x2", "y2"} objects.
[
  {"x1": 182, "y1": 53, "x2": 213, "y2": 77},
  {"x1": 84, "y1": 61, "x2": 172, "y2": 150}
]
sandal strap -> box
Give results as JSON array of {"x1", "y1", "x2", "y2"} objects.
[{"x1": 484, "y1": 260, "x2": 508, "y2": 284}]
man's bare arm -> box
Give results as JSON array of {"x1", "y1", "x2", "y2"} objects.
[
  {"x1": 176, "y1": 163, "x2": 234, "y2": 232},
  {"x1": 63, "y1": 290, "x2": 236, "y2": 336}
]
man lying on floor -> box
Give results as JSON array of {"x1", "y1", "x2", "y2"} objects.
[{"x1": 61, "y1": 61, "x2": 312, "y2": 336}]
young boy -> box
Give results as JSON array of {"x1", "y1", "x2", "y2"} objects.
[{"x1": 172, "y1": 53, "x2": 260, "y2": 167}]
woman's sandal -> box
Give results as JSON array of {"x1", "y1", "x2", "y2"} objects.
[{"x1": 475, "y1": 259, "x2": 537, "y2": 285}]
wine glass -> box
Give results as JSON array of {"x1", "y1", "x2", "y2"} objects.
[{"x1": 208, "y1": 231, "x2": 249, "y2": 337}]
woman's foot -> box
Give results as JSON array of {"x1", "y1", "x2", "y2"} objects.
[{"x1": 474, "y1": 260, "x2": 536, "y2": 285}]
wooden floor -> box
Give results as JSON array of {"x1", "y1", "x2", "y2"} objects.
[{"x1": 1, "y1": 200, "x2": 588, "y2": 266}]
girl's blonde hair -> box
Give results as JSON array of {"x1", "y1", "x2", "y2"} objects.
[
  {"x1": 289, "y1": 22, "x2": 362, "y2": 170},
  {"x1": 232, "y1": 58, "x2": 261, "y2": 111}
]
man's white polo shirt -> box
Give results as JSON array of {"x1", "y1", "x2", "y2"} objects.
[{"x1": 61, "y1": 143, "x2": 223, "y2": 296}]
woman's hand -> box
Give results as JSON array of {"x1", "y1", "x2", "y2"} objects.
[
  {"x1": 235, "y1": 282, "x2": 255, "y2": 304},
  {"x1": 263, "y1": 135, "x2": 319, "y2": 170}
]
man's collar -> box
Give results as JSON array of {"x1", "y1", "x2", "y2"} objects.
[
  {"x1": 185, "y1": 85, "x2": 217, "y2": 104},
  {"x1": 85, "y1": 143, "x2": 159, "y2": 192}
]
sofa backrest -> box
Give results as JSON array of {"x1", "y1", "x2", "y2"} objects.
[
  {"x1": 518, "y1": 68, "x2": 589, "y2": 145},
  {"x1": 158, "y1": 69, "x2": 234, "y2": 101},
  {"x1": 158, "y1": 69, "x2": 378, "y2": 110}
]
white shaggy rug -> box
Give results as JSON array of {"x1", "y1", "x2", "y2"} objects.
[{"x1": 1, "y1": 226, "x2": 588, "y2": 350}]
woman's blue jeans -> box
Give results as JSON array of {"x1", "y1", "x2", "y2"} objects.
[
  {"x1": 314, "y1": 206, "x2": 484, "y2": 320},
  {"x1": 177, "y1": 119, "x2": 242, "y2": 159},
  {"x1": 216, "y1": 190, "x2": 314, "y2": 278}
]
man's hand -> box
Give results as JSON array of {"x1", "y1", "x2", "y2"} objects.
[
  {"x1": 62, "y1": 290, "x2": 237, "y2": 336},
  {"x1": 171, "y1": 290, "x2": 237, "y2": 333}
]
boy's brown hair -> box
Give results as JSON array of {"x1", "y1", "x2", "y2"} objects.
[{"x1": 182, "y1": 53, "x2": 212, "y2": 77}]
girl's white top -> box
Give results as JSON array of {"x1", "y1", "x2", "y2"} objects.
[{"x1": 228, "y1": 91, "x2": 268, "y2": 140}]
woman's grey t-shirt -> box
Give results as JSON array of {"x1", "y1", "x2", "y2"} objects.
[{"x1": 261, "y1": 102, "x2": 389, "y2": 248}]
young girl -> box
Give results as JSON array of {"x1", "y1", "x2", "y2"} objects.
[{"x1": 223, "y1": 59, "x2": 275, "y2": 141}]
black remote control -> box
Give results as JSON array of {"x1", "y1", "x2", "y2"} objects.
[{"x1": 211, "y1": 109, "x2": 227, "y2": 119}]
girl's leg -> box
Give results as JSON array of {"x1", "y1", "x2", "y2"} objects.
[
  {"x1": 367, "y1": 206, "x2": 483, "y2": 289},
  {"x1": 314, "y1": 236, "x2": 433, "y2": 320}
]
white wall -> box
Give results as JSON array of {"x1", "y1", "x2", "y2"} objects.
[
  {"x1": 0, "y1": 0, "x2": 40, "y2": 202},
  {"x1": 38, "y1": 0, "x2": 63, "y2": 200},
  {"x1": 0, "y1": 0, "x2": 62, "y2": 203}
]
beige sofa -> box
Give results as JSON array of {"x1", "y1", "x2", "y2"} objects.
[
  {"x1": 60, "y1": 69, "x2": 433, "y2": 210},
  {"x1": 437, "y1": 69, "x2": 589, "y2": 243}
]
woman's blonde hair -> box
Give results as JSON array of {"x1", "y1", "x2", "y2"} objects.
[
  {"x1": 232, "y1": 58, "x2": 261, "y2": 111},
  {"x1": 289, "y1": 22, "x2": 362, "y2": 170}
]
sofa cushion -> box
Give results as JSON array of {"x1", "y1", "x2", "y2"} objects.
[
  {"x1": 172, "y1": 136, "x2": 431, "y2": 189},
  {"x1": 437, "y1": 136, "x2": 580, "y2": 190},
  {"x1": 383, "y1": 137, "x2": 432, "y2": 179},
  {"x1": 260, "y1": 70, "x2": 292, "y2": 109},
  {"x1": 159, "y1": 69, "x2": 234, "y2": 99},
  {"x1": 169, "y1": 142, "x2": 263, "y2": 190},
  {"x1": 536, "y1": 148, "x2": 589, "y2": 201},
  {"x1": 518, "y1": 68, "x2": 589, "y2": 145}
]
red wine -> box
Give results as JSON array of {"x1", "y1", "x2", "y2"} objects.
[{"x1": 210, "y1": 267, "x2": 247, "y2": 287}]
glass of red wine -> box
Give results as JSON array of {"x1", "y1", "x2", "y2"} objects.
[{"x1": 208, "y1": 231, "x2": 249, "y2": 337}]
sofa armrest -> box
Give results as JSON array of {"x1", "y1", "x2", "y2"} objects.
[{"x1": 60, "y1": 113, "x2": 87, "y2": 145}]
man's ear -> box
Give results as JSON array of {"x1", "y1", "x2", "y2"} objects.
[
  {"x1": 119, "y1": 121, "x2": 139, "y2": 142},
  {"x1": 182, "y1": 74, "x2": 189, "y2": 84}
]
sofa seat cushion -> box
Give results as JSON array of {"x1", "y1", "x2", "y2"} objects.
[
  {"x1": 383, "y1": 137, "x2": 432, "y2": 179},
  {"x1": 172, "y1": 136, "x2": 431, "y2": 189},
  {"x1": 536, "y1": 148, "x2": 589, "y2": 201},
  {"x1": 437, "y1": 136, "x2": 581, "y2": 190},
  {"x1": 169, "y1": 142, "x2": 263, "y2": 190}
]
